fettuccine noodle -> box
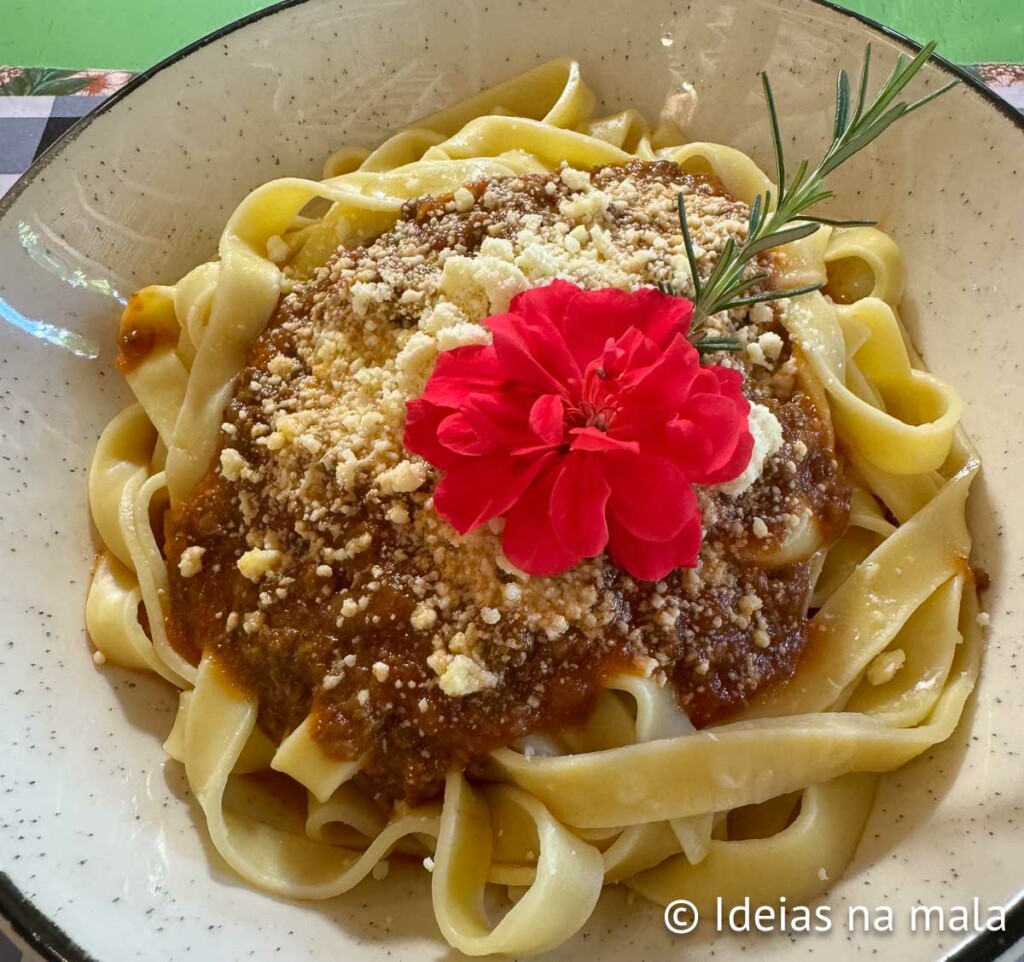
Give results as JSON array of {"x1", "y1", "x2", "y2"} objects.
[{"x1": 87, "y1": 59, "x2": 982, "y2": 956}]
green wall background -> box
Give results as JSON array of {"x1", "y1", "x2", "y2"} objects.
[{"x1": 0, "y1": 0, "x2": 1020, "y2": 69}]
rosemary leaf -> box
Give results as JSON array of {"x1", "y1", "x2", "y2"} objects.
[
  {"x1": 739, "y1": 221, "x2": 820, "y2": 262},
  {"x1": 695, "y1": 336, "x2": 742, "y2": 354},
  {"x1": 799, "y1": 215, "x2": 877, "y2": 227},
  {"x1": 677, "y1": 192, "x2": 703, "y2": 301},
  {"x1": 670, "y1": 39, "x2": 954, "y2": 329},
  {"x1": 834, "y1": 69, "x2": 852, "y2": 140},
  {"x1": 853, "y1": 43, "x2": 873, "y2": 122},
  {"x1": 715, "y1": 282, "x2": 824, "y2": 313},
  {"x1": 762, "y1": 73, "x2": 786, "y2": 192}
]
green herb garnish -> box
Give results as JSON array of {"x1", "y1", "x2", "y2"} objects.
[{"x1": 674, "y1": 41, "x2": 956, "y2": 352}]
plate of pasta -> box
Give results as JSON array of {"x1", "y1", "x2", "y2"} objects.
[{"x1": 0, "y1": 1, "x2": 1021, "y2": 961}]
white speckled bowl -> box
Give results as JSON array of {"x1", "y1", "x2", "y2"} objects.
[{"x1": 0, "y1": 1, "x2": 1021, "y2": 960}]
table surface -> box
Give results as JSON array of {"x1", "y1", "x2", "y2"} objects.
[{"x1": 0, "y1": 0, "x2": 1022, "y2": 71}]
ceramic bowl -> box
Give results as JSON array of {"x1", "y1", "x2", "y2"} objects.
[{"x1": 0, "y1": 0, "x2": 1021, "y2": 960}]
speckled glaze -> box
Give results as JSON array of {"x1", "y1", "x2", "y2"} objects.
[{"x1": 0, "y1": 1, "x2": 1020, "y2": 960}]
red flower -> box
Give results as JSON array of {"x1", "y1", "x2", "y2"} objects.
[{"x1": 403, "y1": 281, "x2": 752, "y2": 581}]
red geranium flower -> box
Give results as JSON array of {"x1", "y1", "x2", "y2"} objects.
[{"x1": 403, "y1": 280, "x2": 752, "y2": 581}]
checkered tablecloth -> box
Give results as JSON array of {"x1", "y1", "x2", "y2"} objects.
[
  {"x1": 0, "y1": 61, "x2": 1022, "y2": 962},
  {"x1": 0, "y1": 68, "x2": 133, "y2": 197}
]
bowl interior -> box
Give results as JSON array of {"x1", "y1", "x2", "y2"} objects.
[{"x1": 0, "y1": 0, "x2": 1021, "y2": 959}]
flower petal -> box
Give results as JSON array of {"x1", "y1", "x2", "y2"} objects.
[
  {"x1": 436, "y1": 411, "x2": 496, "y2": 456},
  {"x1": 507, "y1": 278, "x2": 580, "y2": 323},
  {"x1": 569, "y1": 427, "x2": 640, "y2": 455},
  {"x1": 404, "y1": 399, "x2": 460, "y2": 469},
  {"x1": 487, "y1": 286, "x2": 581, "y2": 394},
  {"x1": 420, "y1": 344, "x2": 506, "y2": 407},
  {"x1": 561, "y1": 286, "x2": 693, "y2": 370},
  {"x1": 529, "y1": 394, "x2": 565, "y2": 445},
  {"x1": 434, "y1": 451, "x2": 555, "y2": 534},
  {"x1": 607, "y1": 488, "x2": 702, "y2": 581},
  {"x1": 405, "y1": 282, "x2": 749, "y2": 576},
  {"x1": 597, "y1": 327, "x2": 660, "y2": 381},
  {"x1": 604, "y1": 453, "x2": 691, "y2": 542},
  {"x1": 618, "y1": 332, "x2": 701, "y2": 414},
  {"x1": 709, "y1": 364, "x2": 746, "y2": 396},
  {"x1": 501, "y1": 462, "x2": 581, "y2": 576},
  {"x1": 678, "y1": 389, "x2": 752, "y2": 478},
  {"x1": 550, "y1": 454, "x2": 611, "y2": 558},
  {"x1": 444, "y1": 390, "x2": 539, "y2": 454},
  {"x1": 702, "y1": 424, "x2": 755, "y2": 485}
]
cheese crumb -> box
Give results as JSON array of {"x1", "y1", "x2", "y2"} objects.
[
  {"x1": 759, "y1": 331, "x2": 784, "y2": 360},
  {"x1": 437, "y1": 654, "x2": 499, "y2": 697},
  {"x1": 395, "y1": 331, "x2": 438, "y2": 387},
  {"x1": 543, "y1": 614, "x2": 570, "y2": 639},
  {"x1": 480, "y1": 607, "x2": 501, "y2": 625},
  {"x1": 386, "y1": 504, "x2": 410, "y2": 525},
  {"x1": 237, "y1": 548, "x2": 283, "y2": 582},
  {"x1": 636, "y1": 656, "x2": 660, "y2": 677},
  {"x1": 479, "y1": 237, "x2": 514, "y2": 261},
  {"x1": 219, "y1": 448, "x2": 247, "y2": 482},
  {"x1": 716, "y1": 403, "x2": 784, "y2": 497},
  {"x1": 92, "y1": 650, "x2": 107, "y2": 666},
  {"x1": 423, "y1": 856, "x2": 435, "y2": 873},
  {"x1": 439, "y1": 253, "x2": 529, "y2": 318},
  {"x1": 420, "y1": 300, "x2": 466, "y2": 334},
  {"x1": 867, "y1": 648, "x2": 906, "y2": 686},
  {"x1": 453, "y1": 187, "x2": 475, "y2": 212},
  {"x1": 502, "y1": 583, "x2": 523, "y2": 605},
  {"x1": 265, "y1": 234, "x2": 291, "y2": 264},
  {"x1": 558, "y1": 189, "x2": 610, "y2": 222},
  {"x1": 745, "y1": 331, "x2": 784, "y2": 368},
  {"x1": 351, "y1": 280, "x2": 392, "y2": 317},
  {"x1": 372, "y1": 661, "x2": 390, "y2": 682},
  {"x1": 560, "y1": 166, "x2": 592, "y2": 191},
  {"x1": 436, "y1": 322, "x2": 491, "y2": 353},
  {"x1": 178, "y1": 545, "x2": 206, "y2": 579},
  {"x1": 377, "y1": 460, "x2": 427, "y2": 494},
  {"x1": 976, "y1": 611, "x2": 991, "y2": 628},
  {"x1": 267, "y1": 354, "x2": 297, "y2": 377},
  {"x1": 752, "y1": 517, "x2": 770, "y2": 539},
  {"x1": 738, "y1": 594, "x2": 763, "y2": 617},
  {"x1": 410, "y1": 604, "x2": 438, "y2": 631}
]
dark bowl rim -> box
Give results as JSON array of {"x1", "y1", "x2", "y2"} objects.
[{"x1": 0, "y1": 0, "x2": 1020, "y2": 959}]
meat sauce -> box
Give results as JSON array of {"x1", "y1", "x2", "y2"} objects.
[{"x1": 163, "y1": 161, "x2": 850, "y2": 805}]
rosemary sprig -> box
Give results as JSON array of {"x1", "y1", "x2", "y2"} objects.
[
  {"x1": 659, "y1": 279, "x2": 742, "y2": 354},
  {"x1": 676, "y1": 40, "x2": 955, "y2": 346},
  {"x1": 693, "y1": 335, "x2": 743, "y2": 356}
]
